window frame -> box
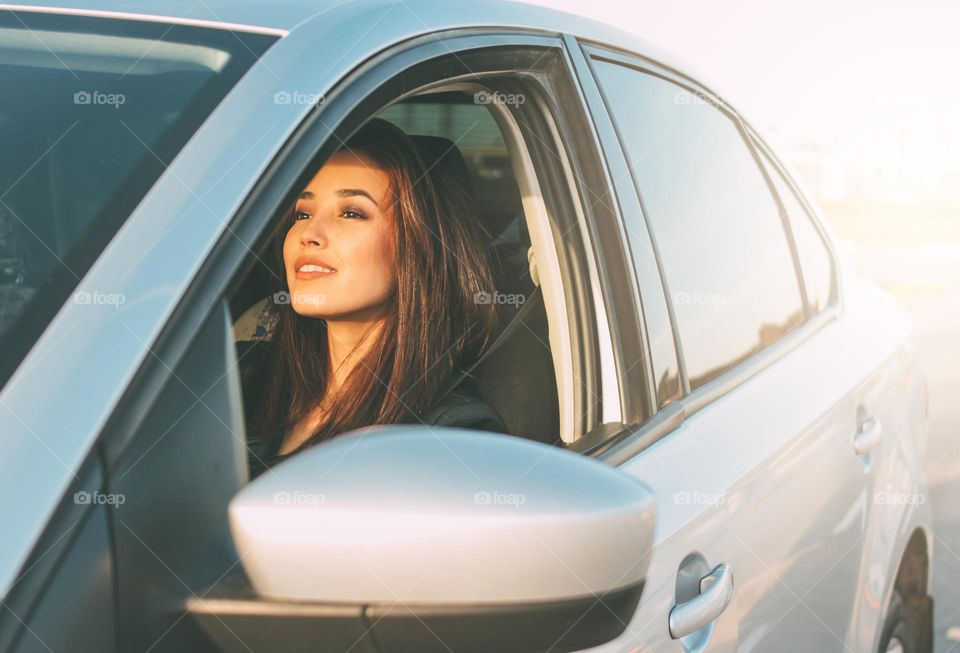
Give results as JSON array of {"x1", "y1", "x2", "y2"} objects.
[
  {"x1": 747, "y1": 127, "x2": 841, "y2": 315},
  {"x1": 574, "y1": 40, "x2": 845, "y2": 465},
  {"x1": 98, "y1": 30, "x2": 637, "y2": 471}
]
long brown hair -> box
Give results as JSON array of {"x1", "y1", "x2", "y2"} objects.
[{"x1": 246, "y1": 118, "x2": 499, "y2": 463}]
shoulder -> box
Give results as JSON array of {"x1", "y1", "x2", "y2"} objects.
[
  {"x1": 235, "y1": 338, "x2": 271, "y2": 373},
  {"x1": 420, "y1": 379, "x2": 508, "y2": 435}
]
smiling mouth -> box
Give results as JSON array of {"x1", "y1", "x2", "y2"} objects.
[{"x1": 296, "y1": 263, "x2": 336, "y2": 279}]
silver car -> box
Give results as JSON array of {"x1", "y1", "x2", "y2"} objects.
[{"x1": 0, "y1": 2, "x2": 934, "y2": 652}]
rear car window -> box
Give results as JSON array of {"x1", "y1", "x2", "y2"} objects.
[
  {"x1": 592, "y1": 59, "x2": 805, "y2": 390},
  {"x1": 0, "y1": 10, "x2": 277, "y2": 388}
]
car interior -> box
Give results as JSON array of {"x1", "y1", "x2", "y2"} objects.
[{"x1": 228, "y1": 90, "x2": 562, "y2": 447}]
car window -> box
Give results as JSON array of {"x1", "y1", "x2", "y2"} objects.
[
  {"x1": 757, "y1": 149, "x2": 835, "y2": 314},
  {"x1": 229, "y1": 89, "x2": 564, "y2": 449},
  {"x1": 226, "y1": 43, "x2": 616, "y2": 449},
  {"x1": 0, "y1": 10, "x2": 276, "y2": 387},
  {"x1": 591, "y1": 59, "x2": 804, "y2": 390}
]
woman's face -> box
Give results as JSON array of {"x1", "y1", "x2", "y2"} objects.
[{"x1": 283, "y1": 150, "x2": 397, "y2": 321}]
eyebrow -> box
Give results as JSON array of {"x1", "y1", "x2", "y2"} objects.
[{"x1": 298, "y1": 189, "x2": 380, "y2": 207}]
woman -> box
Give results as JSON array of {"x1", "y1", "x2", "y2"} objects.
[{"x1": 238, "y1": 119, "x2": 507, "y2": 478}]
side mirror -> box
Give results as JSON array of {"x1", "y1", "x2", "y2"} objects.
[{"x1": 190, "y1": 426, "x2": 655, "y2": 653}]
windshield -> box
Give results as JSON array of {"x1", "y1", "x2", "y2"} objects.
[{"x1": 0, "y1": 10, "x2": 277, "y2": 387}]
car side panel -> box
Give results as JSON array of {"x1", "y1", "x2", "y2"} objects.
[
  {"x1": 589, "y1": 430, "x2": 739, "y2": 652},
  {"x1": 720, "y1": 259, "x2": 925, "y2": 651}
]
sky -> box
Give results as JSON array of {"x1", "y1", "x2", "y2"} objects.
[{"x1": 520, "y1": 0, "x2": 960, "y2": 211}]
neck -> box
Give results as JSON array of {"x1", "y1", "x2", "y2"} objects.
[{"x1": 325, "y1": 316, "x2": 385, "y2": 389}]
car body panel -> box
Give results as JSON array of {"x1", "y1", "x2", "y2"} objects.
[
  {"x1": 589, "y1": 422, "x2": 740, "y2": 651},
  {"x1": 717, "y1": 263, "x2": 928, "y2": 651}
]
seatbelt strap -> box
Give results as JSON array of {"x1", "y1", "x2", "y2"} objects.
[{"x1": 428, "y1": 285, "x2": 543, "y2": 410}]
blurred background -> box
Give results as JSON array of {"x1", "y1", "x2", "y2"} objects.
[{"x1": 521, "y1": 0, "x2": 960, "y2": 648}]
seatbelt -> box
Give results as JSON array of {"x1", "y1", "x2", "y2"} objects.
[{"x1": 428, "y1": 284, "x2": 543, "y2": 410}]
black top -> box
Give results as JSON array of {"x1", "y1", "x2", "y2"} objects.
[{"x1": 235, "y1": 339, "x2": 508, "y2": 478}]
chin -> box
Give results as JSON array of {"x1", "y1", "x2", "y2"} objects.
[{"x1": 291, "y1": 304, "x2": 333, "y2": 319}]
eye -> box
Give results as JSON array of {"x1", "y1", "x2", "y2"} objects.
[
  {"x1": 294, "y1": 209, "x2": 311, "y2": 221},
  {"x1": 341, "y1": 207, "x2": 368, "y2": 220}
]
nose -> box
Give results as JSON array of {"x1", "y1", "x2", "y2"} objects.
[{"x1": 299, "y1": 213, "x2": 329, "y2": 247}]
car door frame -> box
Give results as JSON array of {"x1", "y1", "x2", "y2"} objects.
[
  {"x1": 84, "y1": 28, "x2": 655, "y2": 651},
  {"x1": 97, "y1": 27, "x2": 649, "y2": 460}
]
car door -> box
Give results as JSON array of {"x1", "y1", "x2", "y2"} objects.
[
  {"x1": 562, "y1": 39, "x2": 739, "y2": 652},
  {"x1": 576, "y1": 42, "x2": 875, "y2": 651},
  {"x1": 748, "y1": 138, "x2": 933, "y2": 653},
  {"x1": 0, "y1": 453, "x2": 116, "y2": 653},
  {"x1": 84, "y1": 26, "x2": 657, "y2": 653}
]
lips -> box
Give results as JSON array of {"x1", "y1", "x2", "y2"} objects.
[{"x1": 294, "y1": 255, "x2": 337, "y2": 280}]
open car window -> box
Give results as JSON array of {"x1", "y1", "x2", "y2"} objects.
[{"x1": 229, "y1": 89, "x2": 561, "y2": 447}]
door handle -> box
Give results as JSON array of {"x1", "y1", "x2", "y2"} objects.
[
  {"x1": 853, "y1": 417, "x2": 882, "y2": 455},
  {"x1": 668, "y1": 563, "x2": 734, "y2": 639}
]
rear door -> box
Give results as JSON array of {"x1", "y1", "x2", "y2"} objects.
[
  {"x1": 564, "y1": 40, "x2": 738, "y2": 653},
  {"x1": 578, "y1": 43, "x2": 872, "y2": 651}
]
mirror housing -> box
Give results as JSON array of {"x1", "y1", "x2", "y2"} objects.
[{"x1": 193, "y1": 426, "x2": 655, "y2": 653}]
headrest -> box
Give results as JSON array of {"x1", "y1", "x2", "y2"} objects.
[{"x1": 409, "y1": 134, "x2": 474, "y2": 197}]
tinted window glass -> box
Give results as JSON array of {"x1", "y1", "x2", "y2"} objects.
[
  {"x1": 759, "y1": 150, "x2": 835, "y2": 314},
  {"x1": 593, "y1": 60, "x2": 804, "y2": 389},
  {"x1": 0, "y1": 10, "x2": 276, "y2": 387}
]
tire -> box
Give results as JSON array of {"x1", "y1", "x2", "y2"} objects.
[{"x1": 878, "y1": 591, "x2": 918, "y2": 653}]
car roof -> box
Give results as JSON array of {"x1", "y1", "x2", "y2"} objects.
[
  {"x1": 0, "y1": 0, "x2": 727, "y2": 105},
  {"x1": 5, "y1": 0, "x2": 616, "y2": 35}
]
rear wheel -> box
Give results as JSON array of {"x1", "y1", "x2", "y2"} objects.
[{"x1": 879, "y1": 591, "x2": 917, "y2": 653}]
